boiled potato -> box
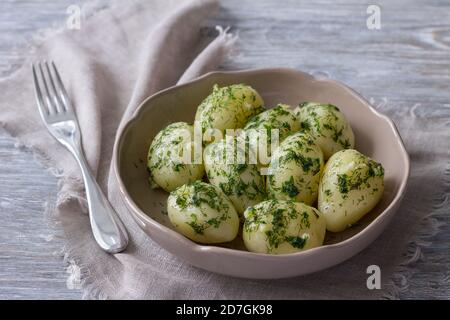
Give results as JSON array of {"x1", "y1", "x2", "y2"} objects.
[
  {"x1": 243, "y1": 199, "x2": 326, "y2": 254},
  {"x1": 195, "y1": 84, "x2": 264, "y2": 137},
  {"x1": 294, "y1": 102, "x2": 354, "y2": 159},
  {"x1": 267, "y1": 132, "x2": 324, "y2": 205},
  {"x1": 147, "y1": 122, "x2": 204, "y2": 192},
  {"x1": 242, "y1": 103, "x2": 300, "y2": 165},
  {"x1": 204, "y1": 138, "x2": 266, "y2": 215},
  {"x1": 318, "y1": 149, "x2": 384, "y2": 232},
  {"x1": 167, "y1": 181, "x2": 239, "y2": 243}
]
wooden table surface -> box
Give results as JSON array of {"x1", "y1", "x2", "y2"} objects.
[{"x1": 1, "y1": 0, "x2": 449, "y2": 299}]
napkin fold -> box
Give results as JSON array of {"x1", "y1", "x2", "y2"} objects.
[{"x1": 1, "y1": 0, "x2": 449, "y2": 299}]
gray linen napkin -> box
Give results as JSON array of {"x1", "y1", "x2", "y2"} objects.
[{"x1": 1, "y1": 0, "x2": 449, "y2": 299}]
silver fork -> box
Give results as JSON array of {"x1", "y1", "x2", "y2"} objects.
[{"x1": 32, "y1": 61, "x2": 128, "y2": 253}]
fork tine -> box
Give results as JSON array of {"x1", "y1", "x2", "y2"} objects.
[
  {"x1": 51, "y1": 61, "x2": 72, "y2": 112},
  {"x1": 37, "y1": 62, "x2": 57, "y2": 114},
  {"x1": 44, "y1": 61, "x2": 65, "y2": 113},
  {"x1": 32, "y1": 63, "x2": 50, "y2": 118}
]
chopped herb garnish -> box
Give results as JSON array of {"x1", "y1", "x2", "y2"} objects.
[
  {"x1": 337, "y1": 156, "x2": 384, "y2": 198},
  {"x1": 187, "y1": 214, "x2": 206, "y2": 234},
  {"x1": 281, "y1": 176, "x2": 299, "y2": 198},
  {"x1": 244, "y1": 200, "x2": 315, "y2": 253},
  {"x1": 338, "y1": 173, "x2": 350, "y2": 194},
  {"x1": 285, "y1": 235, "x2": 308, "y2": 249},
  {"x1": 170, "y1": 181, "x2": 233, "y2": 234},
  {"x1": 173, "y1": 163, "x2": 185, "y2": 172}
]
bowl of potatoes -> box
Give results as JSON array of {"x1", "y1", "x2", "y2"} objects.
[{"x1": 113, "y1": 68, "x2": 409, "y2": 279}]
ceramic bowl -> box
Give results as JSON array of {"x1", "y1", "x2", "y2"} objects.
[{"x1": 113, "y1": 68, "x2": 410, "y2": 279}]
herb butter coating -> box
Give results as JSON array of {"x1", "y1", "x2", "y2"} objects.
[
  {"x1": 242, "y1": 103, "x2": 300, "y2": 164},
  {"x1": 294, "y1": 102, "x2": 355, "y2": 159},
  {"x1": 318, "y1": 149, "x2": 385, "y2": 232},
  {"x1": 167, "y1": 181, "x2": 239, "y2": 244},
  {"x1": 267, "y1": 131, "x2": 324, "y2": 205},
  {"x1": 204, "y1": 138, "x2": 266, "y2": 216},
  {"x1": 195, "y1": 84, "x2": 264, "y2": 135},
  {"x1": 243, "y1": 199, "x2": 326, "y2": 254},
  {"x1": 147, "y1": 122, "x2": 205, "y2": 192}
]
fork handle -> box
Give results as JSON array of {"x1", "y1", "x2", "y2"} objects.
[{"x1": 73, "y1": 149, "x2": 129, "y2": 253}]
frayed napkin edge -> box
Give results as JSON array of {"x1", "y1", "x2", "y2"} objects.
[
  {"x1": 0, "y1": 0, "x2": 238, "y2": 301},
  {"x1": 383, "y1": 162, "x2": 450, "y2": 299},
  {"x1": 178, "y1": 26, "x2": 238, "y2": 84},
  {"x1": 0, "y1": 0, "x2": 133, "y2": 300}
]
